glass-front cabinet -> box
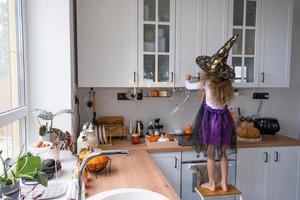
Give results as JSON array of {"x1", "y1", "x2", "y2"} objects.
[
  {"x1": 229, "y1": 0, "x2": 260, "y2": 87},
  {"x1": 138, "y1": 0, "x2": 175, "y2": 87}
]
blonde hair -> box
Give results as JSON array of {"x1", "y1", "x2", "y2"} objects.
[{"x1": 199, "y1": 73, "x2": 234, "y2": 106}]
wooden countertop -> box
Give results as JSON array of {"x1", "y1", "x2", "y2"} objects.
[
  {"x1": 85, "y1": 150, "x2": 180, "y2": 200},
  {"x1": 102, "y1": 134, "x2": 300, "y2": 152},
  {"x1": 85, "y1": 134, "x2": 299, "y2": 199}
]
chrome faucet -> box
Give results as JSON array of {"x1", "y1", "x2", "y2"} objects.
[{"x1": 77, "y1": 150, "x2": 130, "y2": 200}]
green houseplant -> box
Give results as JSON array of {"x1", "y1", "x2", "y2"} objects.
[{"x1": 0, "y1": 150, "x2": 48, "y2": 199}]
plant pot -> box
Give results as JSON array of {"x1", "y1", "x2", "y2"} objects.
[{"x1": 0, "y1": 180, "x2": 20, "y2": 200}]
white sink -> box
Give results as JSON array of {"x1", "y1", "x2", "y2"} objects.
[{"x1": 87, "y1": 188, "x2": 169, "y2": 200}]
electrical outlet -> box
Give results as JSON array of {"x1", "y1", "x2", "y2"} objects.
[
  {"x1": 117, "y1": 93, "x2": 130, "y2": 100},
  {"x1": 253, "y1": 92, "x2": 269, "y2": 99}
]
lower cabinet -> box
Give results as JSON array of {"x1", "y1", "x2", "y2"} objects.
[
  {"x1": 151, "y1": 152, "x2": 181, "y2": 196},
  {"x1": 237, "y1": 146, "x2": 300, "y2": 200}
]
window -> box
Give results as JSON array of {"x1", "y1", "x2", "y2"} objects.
[{"x1": 0, "y1": 0, "x2": 26, "y2": 159}]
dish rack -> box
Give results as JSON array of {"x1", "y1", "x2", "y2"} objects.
[{"x1": 98, "y1": 116, "x2": 127, "y2": 140}]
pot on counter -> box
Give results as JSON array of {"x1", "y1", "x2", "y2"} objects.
[
  {"x1": 254, "y1": 118, "x2": 280, "y2": 135},
  {"x1": 77, "y1": 122, "x2": 98, "y2": 152}
]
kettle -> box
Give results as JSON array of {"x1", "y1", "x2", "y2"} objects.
[{"x1": 77, "y1": 122, "x2": 98, "y2": 153}]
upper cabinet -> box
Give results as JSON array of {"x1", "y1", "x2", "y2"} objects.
[
  {"x1": 259, "y1": 0, "x2": 293, "y2": 87},
  {"x1": 175, "y1": 0, "x2": 230, "y2": 87},
  {"x1": 228, "y1": 0, "x2": 260, "y2": 87},
  {"x1": 77, "y1": 0, "x2": 138, "y2": 87},
  {"x1": 137, "y1": 0, "x2": 176, "y2": 87},
  {"x1": 76, "y1": 0, "x2": 293, "y2": 88},
  {"x1": 228, "y1": 0, "x2": 293, "y2": 88}
]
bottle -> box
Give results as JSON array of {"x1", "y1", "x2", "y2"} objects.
[
  {"x1": 147, "y1": 120, "x2": 154, "y2": 135},
  {"x1": 127, "y1": 120, "x2": 132, "y2": 141}
]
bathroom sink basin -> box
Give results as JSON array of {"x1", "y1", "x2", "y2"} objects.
[{"x1": 87, "y1": 188, "x2": 169, "y2": 200}]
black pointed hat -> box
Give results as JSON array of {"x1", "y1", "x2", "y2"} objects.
[{"x1": 196, "y1": 35, "x2": 238, "y2": 80}]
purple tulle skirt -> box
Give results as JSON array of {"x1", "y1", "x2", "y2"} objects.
[{"x1": 191, "y1": 101, "x2": 236, "y2": 159}]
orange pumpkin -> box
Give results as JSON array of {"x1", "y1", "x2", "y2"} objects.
[{"x1": 184, "y1": 125, "x2": 192, "y2": 135}]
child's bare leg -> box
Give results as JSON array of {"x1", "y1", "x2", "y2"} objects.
[
  {"x1": 221, "y1": 156, "x2": 228, "y2": 192},
  {"x1": 201, "y1": 158, "x2": 216, "y2": 191}
]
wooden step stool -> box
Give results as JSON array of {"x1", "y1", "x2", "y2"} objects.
[{"x1": 195, "y1": 185, "x2": 243, "y2": 200}]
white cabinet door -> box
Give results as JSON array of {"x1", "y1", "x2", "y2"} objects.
[
  {"x1": 237, "y1": 148, "x2": 270, "y2": 200},
  {"x1": 269, "y1": 147, "x2": 300, "y2": 200},
  {"x1": 175, "y1": 0, "x2": 229, "y2": 87},
  {"x1": 151, "y1": 152, "x2": 181, "y2": 195},
  {"x1": 77, "y1": 0, "x2": 137, "y2": 87},
  {"x1": 175, "y1": 0, "x2": 202, "y2": 87},
  {"x1": 202, "y1": 0, "x2": 229, "y2": 56},
  {"x1": 259, "y1": 0, "x2": 293, "y2": 87}
]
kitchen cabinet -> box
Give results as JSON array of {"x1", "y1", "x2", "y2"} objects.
[
  {"x1": 175, "y1": 0, "x2": 230, "y2": 87},
  {"x1": 138, "y1": 0, "x2": 176, "y2": 88},
  {"x1": 228, "y1": 0, "x2": 293, "y2": 88},
  {"x1": 259, "y1": 0, "x2": 293, "y2": 87},
  {"x1": 76, "y1": 0, "x2": 293, "y2": 88},
  {"x1": 151, "y1": 152, "x2": 181, "y2": 195},
  {"x1": 77, "y1": 0, "x2": 138, "y2": 87},
  {"x1": 236, "y1": 146, "x2": 300, "y2": 200}
]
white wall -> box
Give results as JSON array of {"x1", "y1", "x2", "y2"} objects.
[{"x1": 24, "y1": 0, "x2": 73, "y2": 144}]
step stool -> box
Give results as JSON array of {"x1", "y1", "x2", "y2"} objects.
[{"x1": 195, "y1": 184, "x2": 243, "y2": 200}]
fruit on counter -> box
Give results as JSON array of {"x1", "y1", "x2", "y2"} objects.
[
  {"x1": 148, "y1": 135, "x2": 160, "y2": 142},
  {"x1": 184, "y1": 125, "x2": 192, "y2": 135},
  {"x1": 35, "y1": 140, "x2": 51, "y2": 148},
  {"x1": 237, "y1": 121, "x2": 261, "y2": 138},
  {"x1": 166, "y1": 133, "x2": 175, "y2": 141}
]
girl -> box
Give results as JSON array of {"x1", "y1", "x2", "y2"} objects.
[{"x1": 185, "y1": 35, "x2": 238, "y2": 192}]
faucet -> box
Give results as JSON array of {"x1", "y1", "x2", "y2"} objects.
[{"x1": 77, "y1": 150, "x2": 130, "y2": 200}]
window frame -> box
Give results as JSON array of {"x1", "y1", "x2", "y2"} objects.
[{"x1": 0, "y1": 0, "x2": 28, "y2": 149}]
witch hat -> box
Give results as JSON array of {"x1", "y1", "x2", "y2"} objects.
[{"x1": 196, "y1": 35, "x2": 238, "y2": 80}]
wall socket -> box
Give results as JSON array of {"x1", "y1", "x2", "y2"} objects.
[{"x1": 253, "y1": 92, "x2": 269, "y2": 99}]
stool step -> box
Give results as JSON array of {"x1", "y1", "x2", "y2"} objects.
[{"x1": 195, "y1": 184, "x2": 242, "y2": 198}]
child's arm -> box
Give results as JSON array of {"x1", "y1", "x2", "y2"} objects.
[{"x1": 185, "y1": 74, "x2": 201, "y2": 90}]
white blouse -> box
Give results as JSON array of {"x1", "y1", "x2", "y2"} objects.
[{"x1": 185, "y1": 80, "x2": 225, "y2": 109}]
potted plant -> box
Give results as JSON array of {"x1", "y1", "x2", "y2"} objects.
[{"x1": 0, "y1": 150, "x2": 48, "y2": 199}]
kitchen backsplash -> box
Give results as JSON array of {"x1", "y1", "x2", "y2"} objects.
[{"x1": 77, "y1": 87, "x2": 300, "y2": 139}]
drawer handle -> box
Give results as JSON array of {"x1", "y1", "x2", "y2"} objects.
[
  {"x1": 264, "y1": 152, "x2": 268, "y2": 163},
  {"x1": 175, "y1": 157, "x2": 178, "y2": 169},
  {"x1": 171, "y1": 72, "x2": 174, "y2": 83},
  {"x1": 261, "y1": 72, "x2": 265, "y2": 82},
  {"x1": 275, "y1": 151, "x2": 279, "y2": 162}
]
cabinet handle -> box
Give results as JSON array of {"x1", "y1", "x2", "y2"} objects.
[
  {"x1": 275, "y1": 151, "x2": 279, "y2": 162},
  {"x1": 171, "y1": 72, "x2": 174, "y2": 83},
  {"x1": 261, "y1": 72, "x2": 265, "y2": 82},
  {"x1": 174, "y1": 157, "x2": 178, "y2": 169},
  {"x1": 264, "y1": 152, "x2": 268, "y2": 163},
  {"x1": 134, "y1": 71, "x2": 136, "y2": 83}
]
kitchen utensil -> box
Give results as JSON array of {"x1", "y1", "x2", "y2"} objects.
[
  {"x1": 91, "y1": 88, "x2": 101, "y2": 147},
  {"x1": 102, "y1": 125, "x2": 107, "y2": 144},
  {"x1": 254, "y1": 118, "x2": 280, "y2": 135},
  {"x1": 77, "y1": 122, "x2": 98, "y2": 152},
  {"x1": 135, "y1": 121, "x2": 144, "y2": 136},
  {"x1": 237, "y1": 107, "x2": 246, "y2": 122},
  {"x1": 98, "y1": 125, "x2": 103, "y2": 145}
]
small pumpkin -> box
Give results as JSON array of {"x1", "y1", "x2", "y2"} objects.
[{"x1": 237, "y1": 121, "x2": 261, "y2": 138}]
